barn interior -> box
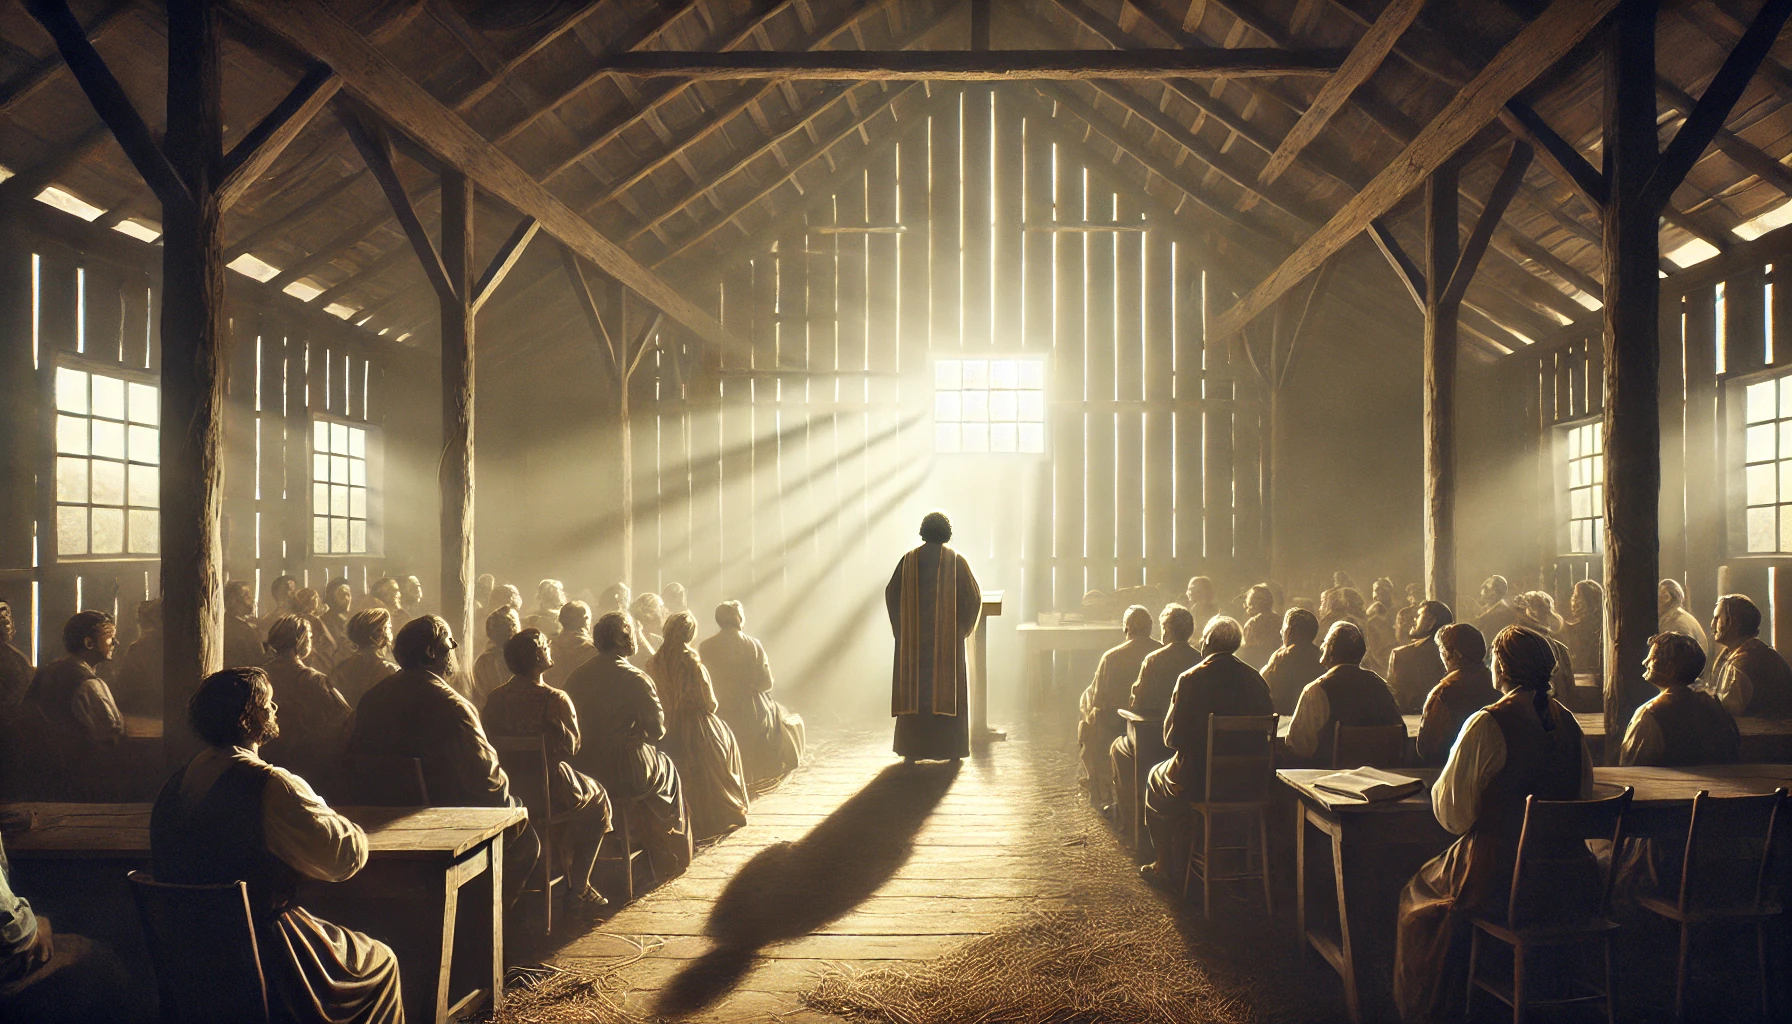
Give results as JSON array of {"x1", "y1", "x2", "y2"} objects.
[{"x1": 4, "y1": 0, "x2": 1792, "y2": 1021}]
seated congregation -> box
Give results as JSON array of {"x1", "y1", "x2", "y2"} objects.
[
  {"x1": 0, "y1": 574, "x2": 804, "y2": 1023},
  {"x1": 1076, "y1": 572, "x2": 1792, "y2": 1022}
]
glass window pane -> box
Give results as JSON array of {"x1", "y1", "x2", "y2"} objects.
[
  {"x1": 1569, "y1": 459, "x2": 1586, "y2": 488},
  {"x1": 1779, "y1": 461, "x2": 1792, "y2": 508},
  {"x1": 349, "y1": 519, "x2": 367, "y2": 554},
  {"x1": 1018, "y1": 391, "x2": 1045, "y2": 422},
  {"x1": 57, "y1": 415, "x2": 87, "y2": 455},
  {"x1": 91, "y1": 460, "x2": 123, "y2": 506},
  {"x1": 962, "y1": 423, "x2": 989, "y2": 452},
  {"x1": 331, "y1": 484, "x2": 349, "y2": 517},
  {"x1": 349, "y1": 487, "x2": 366, "y2": 519},
  {"x1": 314, "y1": 420, "x2": 329, "y2": 450},
  {"x1": 1782, "y1": 505, "x2": 1792, "y2": 555},
  {"x1": 1749, "y1": 463, "x2": 1777, "y2": 505},
  {"x1": 1748, "y1": 507, "x2": 1776, "y2": 552},
  {"x1": 349, "y1": 459, "x2": 366, "y2": 487},
  {"x1": 57, "y1": 506, "x2": 87, "y2": 555},
  {"x1": 55, "y1": 368, "x2": 87, "y2": 413},
  {"x1": 1592, "y1": 457, "x2": 1604, "y2": 483},
  {"x1": 331, "y1": 422, "x2": 349, "y2": 453},
  {"x1": 332, "y1": 455, "x2": 349, "y2": 484},
  {"x1": 935, "y1": 392, "x2": 961, "y2": 422},
  {"x1": 991, "y1": 360, "x2": 1017, "y2": 389},
  {"x1": 90, "y1": 508, "x2": 123, "y2": 554},
  {"x1": 348, "y1": 428, "x2": 365, "y2": 459},
  {"x1": 128, "y1": 425, "x2": 156, "y2": 464},
  {"x1": 1567, "y1": 428, "x2": 1583, "y2": 459},
  {"x1": 1748, "y1": 381, "x2": 1778, "y2": 423},
  {"x1": 962, "y1": 360, "x2": 989, "y2": 390},
  {"x1": 990, "y1": 423, "x2": 1017, "y2": 452},
  {"x1": 935, "y1": 423, "x2": 961, "y2": 453},
  {"x1": 127, "y1": 382, "x2": 156, "y2": 424},
  {"x1": 989, "y1": 391, "x2": 1018, "y2": 421},
  {"x1": 962, "y1": 391, "x2": 988, "y2": 422},
  {"x1": 330, "y1": 518, "x2": 348, "y2": 554},
  {"x1": 1780, "y1": 421, "x2": 1792, "y2": 462},
  {"x1": 1570, "y1": 488, "x2": 1589, "y2": 519},
  {"x1": 90, "y1": 375, "x2": 123, "y2": 420},
  {"x1": 56, "y1": 457, "x2": 87, "y2": 503},
  {"x1": 128, "y1": 465, "x2": 157, "y2": 507},
  {"x1": 1019, "y1": 360, "x2": 1045, "y2": 390},
  {"x1": 1782, "y1": 375, "x2": 1792, "y2": 417},
  {"x1": 935, "y1": 361, "x2": 961, "y2": 390},
  {"x1": 1749, "y1": 423, "x2": 1777, "y2": 462},
  {"x1": 314, "y1": 516, "x2": 329, "y2": 553},
  {"x1": 128, "y1": 510, "x2": 157, "y2": 554},
  {"x1": 313, "y1": 453, "x2": 329, "y2": 483},
  {"x1": 313, "y1": 482, "x2": 329, "y2": 515},
  {"x1": 1019, "y1": 423, "x2": 1045, "y2": 453},
  {"x1": 91, "y1": 419, "x2": 123, "y2": 459}
]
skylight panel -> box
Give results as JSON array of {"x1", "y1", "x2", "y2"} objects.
[
  {"x1": 1735, "y1": 200, "x2": 1792, "y2": 241},
  {"x1": 282, "y1": 279, "x2": 325, "y2": 301},
  {"x1": 227, "y1": 253, "x2": 281, "y2": 282},
  {"x1": 1665, "y1": 238, "x2": 1721, "y2": 268},
  {"x1": 112, "y1": 219, "x2": 162, "y2": 243},
  {"x1": 35, "y1": 185, "x2": 105, "y2": 221},
  {"x1": 323, "y1": 303, "x2": 358, "y2": 319}
]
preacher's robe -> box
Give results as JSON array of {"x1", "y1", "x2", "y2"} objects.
[{"x1": 885, "y1": 542, "x2": 981, "y2": 760}]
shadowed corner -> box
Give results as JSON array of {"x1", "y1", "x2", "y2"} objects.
[{"x1": 652, "y1": 759, "x2": 961, "y2": 1017}]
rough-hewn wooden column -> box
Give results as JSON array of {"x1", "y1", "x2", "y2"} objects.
[
  {"x1": 1423, "y1": 162, "x2": 1460, "y2": 610},
  {"x1": 439, "y1": 171, "x2": 476, "y2": 656},
  {"x1": 1601, "y1": 0, "x2": 1663, "y2": 741}
]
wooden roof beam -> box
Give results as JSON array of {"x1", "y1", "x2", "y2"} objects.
[
  {"x1": 1655, "y1": 77, "x2": 1792, "y2": 196},
  {"x1": 266, "y1": 182, "x2": 440, "y2": 291},
  {"x1": 0, "y1": 0, "x2": 132, "y2": 119},
  {"x1": 450, "y1": 1, "x2": 604, "y2": 111},
  {"x1": 216, "y1": 61, "x2": 341, "y2": 209},
  {"x1": 592, "y1": 47, "x2": 1347, "y2": 80},
  {"x1": 1208, "y1": 0, "x2": 1620, "y2": 341},
  {"x1": 232, "y1": 0, "x2": 737, "y2": 349},
  {"x1": 1257, "y1": 0, "x2": 1426, "y2": 187},
  {"x1": 225, "y1": 168, "x2": 366, "y2": 258}
]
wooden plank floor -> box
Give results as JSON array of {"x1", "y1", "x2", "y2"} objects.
[{"x1": 537, "y1": 729, "x2": 1073, "y2": 1022}]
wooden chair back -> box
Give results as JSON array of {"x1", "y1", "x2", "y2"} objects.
[
  {"x1": 1506, "y1": 786, "x2": 1632, "y2": 932},
  {"x1": 346, "y1": 754, "x2": 428, "y2": 805},
  {"x1": 1204, "y1": 714, "x2": 1279, "y2": 803},
  {"x1": 127, "y1": 870, "x2": 270, "y2": 1024},
  {"x1": 491, "y1": 735, "x2": 552, "y2": 825},
  {"x1": 1675, "y1": 788, "x2": 1785, "y2": 917},
  {"x1": 1331, "y1": 722, "x2": 1406, "y2": 769}
]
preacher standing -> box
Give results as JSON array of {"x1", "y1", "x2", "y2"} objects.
[{"x1": 886, "y1": 512, "x2": 983, "y2": 762}]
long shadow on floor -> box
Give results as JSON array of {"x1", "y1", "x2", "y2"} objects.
[{"x1": 653, "y1": 759, "x2": 961, "y2": 1016}]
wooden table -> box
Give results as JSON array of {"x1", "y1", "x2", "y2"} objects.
[
  {"x1": 1275, "y1": 713, "x2": 1792, "y2": 763},
  {"x1": 1016, "y1": 621, "x2": 1125, "y2": 706},
  {"x1": 1278, "y1": 765, "x2": 1792, "y2": 1023},
  {"x1": 2, "y1": 802, "x2": 523, "y2": 1024},
  {"x1": 121, "y1": 714, "x2": 161, "y2": 739}
]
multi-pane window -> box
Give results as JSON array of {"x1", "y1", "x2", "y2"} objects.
[
  {"x1": 1564, "y1": 421, "x2": 1604, "y2": 555},
  {"x1": 1741, "y1": 376, "x2": 1792, "y2": 553},
  {"x1": 312, "y1": 419, "x2": 368, "y2": 554},
  {"x1": 934, "y1": 358, "x2": 1047, "y2": 454},
  {"x1": 54, "y1": 366, "x2": 158, "y2": 557}
]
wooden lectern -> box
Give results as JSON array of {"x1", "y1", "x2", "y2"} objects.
[{"x1": 973, "y1": 590, "x2": 1005, "y2": 746}]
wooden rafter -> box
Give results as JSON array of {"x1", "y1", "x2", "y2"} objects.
[
  {"x1": 216, "y1": 62, "x2": 340, "y2": 209},
  {"x1": 592, "y1": 46, "x2": 1348, "y2": 79},
  {"x1": 225, "y1": 168, "x2": 366, "y2": 258},
  {"x1": 0, "y1": 0, "x2": 132, "y2": 119},
  {"x1": 1257, "y1": 0, "x2": 1426, "y2": 187},
  {"x1": 1443, "y1": 141, "x2": 1535, "y2": 307},
  {"x1": 450, "y1": 1, "x2": 604, "y2": 110},
  {"x1": 266, "y1": 182, "x2": 441, "y2": 291},
  {"x1": 338, "y1": 100, "x2": 456, "y2": 301},
  {"x1": 1208, "y1": 0, "x2": 1620, "y2": 341},
  {"x1": 232, "y1": 0, "x2": 737, "y2": 349}
]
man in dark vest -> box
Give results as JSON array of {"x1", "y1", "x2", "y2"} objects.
[
  {"x1": 1140, "y1": 616, "x2": 1274, "y2": 887},
  {"x1": 152, "y1": 668, "x2": 403, "y2": 1023},
  {"x1": 1386, "y1": 600, "x2": 1452, "y2": 713},
  {"x1": 1707, "y1": 594, "x2": 1792, "y2": 718},
  {"x1": 1284, "y1": 621, "x2": 1402, "y2": 766},
  {"x1": 1621, "y1": 631, "x2": 1740, "y2": 766}
]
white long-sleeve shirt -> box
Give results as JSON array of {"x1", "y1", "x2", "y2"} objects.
[
  {"x1": 178, "y1": 746, "x2": 367, "y2": 882},
  {"x1": 1431, "y1": 706, "x2": 1594, "y2": 836},
  {"x1": 1285, "y1": 681, "x2": 1332, "y2": 759}
]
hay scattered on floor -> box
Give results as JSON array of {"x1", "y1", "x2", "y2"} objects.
[
  {"x1": 800, "y1": 749, "x2": 1320, "y2": 1024},
  {"x1": 489, "y1": 937, "x2": 660, "y2": 1024}
]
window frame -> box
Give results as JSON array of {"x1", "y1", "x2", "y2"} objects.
[
  {"x1": 49, "y1": 356, "x2": 161, "y2": 563},
  {"x1": 1554, "y1": 414, "x2": 1605, "y2": 559},
  {"x1": 930, "y1": 355, "x2": 1051, "y2": 457},
  {"x1": 307, "y1": 412, "x2": 383, "y2": 558},
  {"x1": 1724, "y1": 365, "x2": 1792, "y2": 557}
]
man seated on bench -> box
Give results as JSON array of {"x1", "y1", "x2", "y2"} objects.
[
  {"x1": 347, "y1": 615, "x2": 539, "y2": 905},
  {"x1": 1283, "y1": 621, "x2": 1402, "y2": 767},
  {"x1": 152, "y1": 668, "x2": 403, "y2": 1023}
]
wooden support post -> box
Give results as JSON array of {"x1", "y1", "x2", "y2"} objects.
[
  {"x1": 1424, "y1": 163, "x2": 1460, "y2": 610},
  {"x1": 1601, "y1": 0, "x2": 1664, "y2": 748},
  {"x1": 439, "y1": 171, "x2": 476, "y2": 656}
]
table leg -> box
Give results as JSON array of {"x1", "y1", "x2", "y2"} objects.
[
  {"x1": 1132, "y1": 726, "x2": 1146, "y2": 859},
  {"x1": 435, "y1": 863, "x2": 461, "y2": 1024},
  {"x1": 488, "y1": 832, "x2": 505, "y2": 1014},
  {"x1": 1330, "y1": 827, "x2": 1360, "y2": 1024},
  {"x1": 1295, "y1": 802, "x2": 1308, "y2": 952}
]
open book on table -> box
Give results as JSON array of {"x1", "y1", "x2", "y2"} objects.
[{"x1": 1311, "y1": 766, "x2": 1424, "y2": 803}]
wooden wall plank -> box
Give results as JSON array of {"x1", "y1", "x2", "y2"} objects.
[
  {"x1": 1116, "y1": 194, "x2": 1145, "y2": 587},
  {"x1": 1174, "y1": 245, "x2": 1203, "y2": 578},
  {"x1": 1085, "y1": 188, "x2": 1117, "y2": 593},
  {"x1": 931, "y1": 91, "x2": 962, "y2": 358},
  {"x1": 1052, "y1": 151, "x2": 1086, "y2": 610},
  {"x1": 1143, "y1": 222, "x2": 1174, "y2": 587},
  {"x1": 1023, "y1": 113, "x2": 1054, "y2": 615},
  {"x1": 1683, "y1": 285, "x2": 1721, "y2": 604}
]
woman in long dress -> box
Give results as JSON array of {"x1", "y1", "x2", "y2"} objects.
[
  {"x1": 1393, "y1": 626, "x2": 1594, "y2": 1022},
  {"x1": 648, "y1": 612, "x2": 749, "y2": 840},
  {"x1": 699, "y1": 601, "x2": 804, "y2": 781}
]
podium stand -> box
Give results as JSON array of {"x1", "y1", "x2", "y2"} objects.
[{"x1": 972, "y1": 590, "x2": 1005, "y2": 746}]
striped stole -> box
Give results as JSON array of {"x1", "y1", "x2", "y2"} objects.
[{"x1": 893, "y1": 544, "x2": 959, "y2": 716}]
